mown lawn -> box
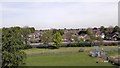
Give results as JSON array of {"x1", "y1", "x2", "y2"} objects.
[
  {"x1": 22, "y1": 47, "x2": 92, "y2": 55},
  {"x1": 25, "y1": 52, "x2": 113, "y2": 66},
  {"x1": 107, "y1": 50, "x2": 119, "y2": 56},
  {"x1": 23, "y1": 46, "x2": 118, "y2": 66},
  {"x1": 23, "y1": 46, "x2": 118, "y2": 55}
]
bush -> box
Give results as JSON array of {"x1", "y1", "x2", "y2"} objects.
[
  {"x1": 103, "y1": 42, "x2": 118, "y2": 46},
  {"x1": 24, "y1": 45, "x2": 32, "y2": 49},
  {"x1": 77, "y1": 42, "x2": 91, "y2": 47},
  {"x1": 66, "y1": 42, "x2": 91, "y2": 47},
  {"x1": 48, "y1": 45, "x2": 59, "y2": 49},
  {"x1": 112, "y1": 43, "x2": 117, "y2": 46}
]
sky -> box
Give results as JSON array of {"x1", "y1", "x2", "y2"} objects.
[{"x1": 0, "y1": 0, "x2": 119, "y2": 30}]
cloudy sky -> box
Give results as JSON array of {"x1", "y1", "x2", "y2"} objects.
[{"x1": 0, "y1": 0, "x2": 119, "y2": 30}]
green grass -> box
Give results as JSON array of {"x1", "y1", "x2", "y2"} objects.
[
  {"x1": 22, "y1": 47, "x2": 90, "y2": 54},
  {"x1": 23, "y1": 46, "x2": 118, "y2": 55},
  {"x1": 107, "y1": 50, "x2": 119, "y2": 56},
  {"x1": 25, "y1": 52, "x2": 113, "y2": 66},
  {"x1": 23, "y1": 46, "x2": 118, "y2": 66}
]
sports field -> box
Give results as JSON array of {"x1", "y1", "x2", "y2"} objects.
[
  {"x1": 26, "y1": 53, "x2": 113, "y2": 66},
  {"x1": 24, "y1": 46, "x2": 118, "y2": 66}
]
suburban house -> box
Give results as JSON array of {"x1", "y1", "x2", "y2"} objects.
[
  {"x1": 27, "y1": 30, "x2": 43, "y2": 43},
  {"x1": 62, "y1": 29, "x2": 79, "y2": 42},
  {"x1": 27, "y1": 28, "x2": 119, "y2": 44}
]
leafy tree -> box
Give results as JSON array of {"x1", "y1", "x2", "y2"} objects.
[
  {"x1": 21, "y1": 27, "x2": 35, "y2": 45},
  {"x1": 53, "y1": 32, "x2": 62, "y2": 49},
  {"x1": 2, "y1": 27, "x2": 26, "y2": 66},
  {"x1": 29, "y1": 27, "x2": 35, "y2": 33},
  {"x1": 52, "y1": 29, "x2": 64, "y2": 35},
  {"x1": 100, "y1": 26, "x2": 105, "y2": 33},
  {"x1": 41, "y1": 30, "x2": 53, "y2": 44},
  {"x1": 113, "y1": 26, "x2": 120, "y2": 33},
  {"x1": 52, "y1": 29, "x2": 58, "y2": 35},
  {"x1": 96, "y1": 36, "x2": 103, "y2": 45},
  {"x1": 86, "y1": 28, "x2": 96, "y2": 46},
  {"x1": 58, "y1": 29, "x2": 64, "y2": 35},
  {"x1": 105, "y1": 26, "x2": 113, "y2": 34}
]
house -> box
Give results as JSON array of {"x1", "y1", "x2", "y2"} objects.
[
  {"x1": 77, "y1": 30, "x2": 89, "y2": 41},
  {"x1": 104, "y1": 32, "x2": 120, "y2": 41},
  {"x1": 62, "y1": 29, "x2": 79, "y2": 42},
  {"x1": 27, "y1": 30, "x2": 42, "y2": 43},
  {"x1": 111, "y1": 32, "x2": 119, "y2": 41}
]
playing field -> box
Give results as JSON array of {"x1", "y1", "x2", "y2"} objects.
[
  {"x1": 25, "y1": 52, "x2": 113, "y2": 66},
  {"x1": 24, "y1": 46, "x2": 118, "y2": 66},
  {"x1": 23, "y1": 46, "x2": 118, "y2": 55},
  {"x1": 26, "y1": 53, "x2": 115, "y2": 66}
]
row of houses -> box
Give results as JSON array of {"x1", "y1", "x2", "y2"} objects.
[{"x1": 27, "y1": 28, "x2": 120, "y2": 43}]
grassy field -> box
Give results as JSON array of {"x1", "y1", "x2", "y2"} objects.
[
  {"x1": 22, "y1": 47, "x2": 92, "y2": 55},
  {"x1": 23, "y1": 46, "x2": 118, "y2": 66},
  {"x1": 23, "y1": 46, "x2": 118, "y2": 55},
  {"x1": 25, "y1": 52, "x2": 113, "y2": 66},
  {"x1": 107, "y1": 50, "x2": 119, "y2": 56}
]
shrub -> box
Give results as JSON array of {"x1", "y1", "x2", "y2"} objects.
[{"x1": 24, "y1": 45, "x2": 32, "y2": 49}]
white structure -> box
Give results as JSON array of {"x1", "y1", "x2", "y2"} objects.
[{"x1": 101, "y1": 33, "x2": 105, "y2": 39}]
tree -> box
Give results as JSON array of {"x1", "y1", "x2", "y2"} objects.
[
  {"x1": 96, "y1": 36, "x2": 103, "y2": 45},
  {"x1": 65, "y1": 32, "x2": 73, "y2": 42},
  {"x1": 58, "y1": 29, "x2": 64, "y2": 35},
  {"x1": 2, "y1": 27, "x2": 26, "y2": 66},
  {"x1": 52, "y1": 29, "x2": 64, "y2": 35},
  {"x1": 100, "y1": 26, "x2": 105, "y2": 33},
  {"x1": 106, "y1": 26, "x2": 113, "y2": 34},
  {"x1": 21, "y1": 27, "x2": 35, "y2": 45},
  {"x1": 52, "y1": 32, "x2": 62, "y2": 49},
  {"x1": 86, "y1": 28, "x2": 96, "y2": 46},
  {"x1": 41, "y1": 30, "x2": 53, "y2": 44},
  {"x1": 113, "y1": 26, "x2": 120, "y2": 33}
]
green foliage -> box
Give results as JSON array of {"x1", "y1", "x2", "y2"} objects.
[
  {"x1": 58, "y1": 29, "x2": 64, "y2": 35},
  {"x1": 86, "y1": 28, "x2": 96, "y2": 43},
  {"x1": 41, "y1": 30, "x2": 53, "y2": 44},
  {"x1": 86, "y1": 28, "x2": 104, "y2": 46},
  {"x1": 52, "y1": 29, "x2": 64, "y2": 35},
  {"x1": 21, "y1": 27, "x2": 35, "y2": 45},
  {"x1": 53, "y1": 32, "x2": 62, "y2": 49},
  {"x1": 67, "y1": 42, "x2": 91, "y2": 47},
  {"x1": 113, "y1": 26, "x2": 120, "y2": 33},
  {"x1": 96, "y1": 37, "x2": 103, "y2": 41},
  {"x1": 100, "y1": 26, "x2": 105, "y2": 33},
  {"x1": 105, "y1": 26, "x2": 113, "y2": 34},
  {"x1": 2, "y1": 27, "x2": 26, "y2": 66}
]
